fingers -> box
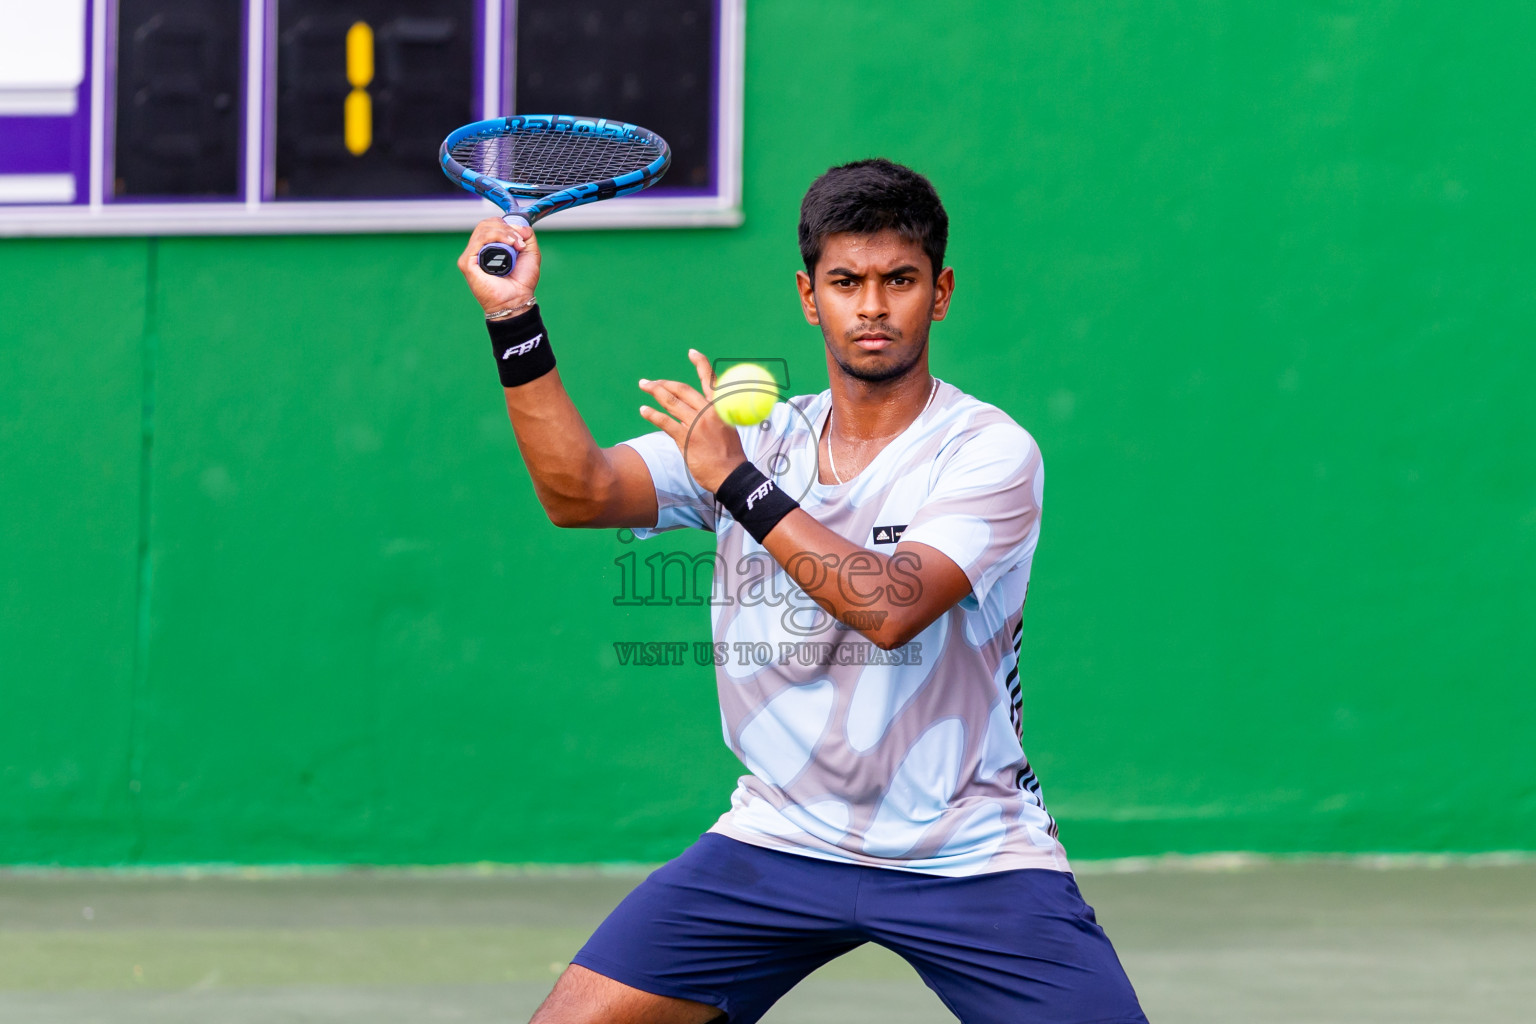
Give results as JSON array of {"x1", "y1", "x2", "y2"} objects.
[
  {"x1": 687, "y1": 349, "x2": 715, "y2": 400},
  {"x1": 639, "y1": 377, "x2": 706, "y2": 422},
  {"x1": 506, "y1": 221, "x2": 541, "y2": 291},
  {"x1": 463, "y1": 219, "x2": 537, "y2": 271},
  {"x1": 638, "y1": 374, "x2": 719, "y2": 452},
  {"x1": 458, "y1": 215, "x2": 540, "y2": 312},
  {"x1": 639, "y1": 361, "x2": 750, "y2": 494},
  {"x1": 511, "y1": 220, "x2": 538, "y2": 256},
  {"x1": 458, "y1": 216, "x2": 518, "y2": 270},
  {"x1": 467, "y1": 214, "x2": 533, "y2": 249},
  {"x1": 637, "y1": 382, "x2": 682, "y2": 438},
  {"x1": 637, "y1": 404, "x2": 680, "y2": 440}
]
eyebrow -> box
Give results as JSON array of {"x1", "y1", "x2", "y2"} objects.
[{"x1": 823, "y1": 264, "x2": 921, "y2": 279}]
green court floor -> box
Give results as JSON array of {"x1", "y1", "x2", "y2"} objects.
[{"x1": 2, "y1": 858, "x2": 1532, "y2": 1022}]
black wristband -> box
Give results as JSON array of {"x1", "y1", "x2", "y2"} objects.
[
  {"x1": 715, "y1": 462, "x2": 800, "y2": 545},
  {"x1": 487, "y1": 305, "x2": 555, "y2": 387}
]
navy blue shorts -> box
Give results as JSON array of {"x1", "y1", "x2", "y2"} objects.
[{"x1": 573, "y1": 833, "x2": 1147, "y2": 1024}]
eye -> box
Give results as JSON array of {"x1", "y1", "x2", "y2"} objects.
[{"x1": 889, "y1": 276, "x2": 913, "y2": 287}]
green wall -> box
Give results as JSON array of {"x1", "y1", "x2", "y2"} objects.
[{"x1": 3, "y1": 2, "x2": 1533, "y2": 865}]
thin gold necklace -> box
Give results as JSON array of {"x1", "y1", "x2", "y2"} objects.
[{"x1": 827, "y1": 377, "x2": 939, "y2": 484}]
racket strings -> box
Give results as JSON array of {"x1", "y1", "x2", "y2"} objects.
[{"x1": 450, "y1": 127, "x2": 665, "y2": 190}]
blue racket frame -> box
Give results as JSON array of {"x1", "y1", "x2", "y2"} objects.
[{"x1": 439, "y1": 114, "x2": 672, "y2": 276}]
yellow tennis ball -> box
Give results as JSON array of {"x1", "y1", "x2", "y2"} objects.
[{"x1": 714, "y1": 363, "x2": 779, "y2": 427}]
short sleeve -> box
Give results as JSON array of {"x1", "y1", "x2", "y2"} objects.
[
  {"x1": 618, "y1": 430, "x2": 718, "y2": 537},
  {"x1": 897, "y1": 422, "x2": 1042, "y2": 607}
]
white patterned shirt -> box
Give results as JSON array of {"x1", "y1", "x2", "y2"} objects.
[{"x1": 621, "y1": 381, "x2": 1068, "y2": 876}]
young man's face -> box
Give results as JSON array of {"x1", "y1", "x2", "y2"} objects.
[{"x1": 796, "y1": 229, "x2": 955, "y2": 385}]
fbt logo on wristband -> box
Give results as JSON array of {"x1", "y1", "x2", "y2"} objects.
[
  {"x1": 502, "y1": 334, "x2": 544, "y2": 360},
  {"x1": 745, "y1": 479, "x2": 776, "y2": 510}
]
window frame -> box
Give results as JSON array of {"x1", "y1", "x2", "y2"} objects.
[{"x1": 0, "y1": 0, "x2": 744, "y2": 237}]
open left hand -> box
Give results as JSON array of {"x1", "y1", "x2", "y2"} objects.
[{"x1": 638, "y1": 349, "x2": 746, "y2": 494}]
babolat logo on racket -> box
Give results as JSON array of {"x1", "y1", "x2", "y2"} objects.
[
  {"x1": 502, "y1": 334, "x2": 544, "y2": 360},
  {"x1": 483, "y1": 252, "x2": 510, "y2": 272},
  {"x1": 745, "y1": 479, "x2": 776, "y2": 510}
]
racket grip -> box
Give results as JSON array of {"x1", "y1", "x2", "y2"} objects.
[{"x1": 477, "y1": 214, "x2": 530, "y2": 277}]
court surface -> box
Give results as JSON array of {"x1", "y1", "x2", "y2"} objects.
[{"x1": 2, "y1": 857, "x2": 1532, "y2": 1023}]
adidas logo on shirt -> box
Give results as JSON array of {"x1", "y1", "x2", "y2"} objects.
[{"x1": 871, "y1": 524, "x2": 907, "y2": 545}]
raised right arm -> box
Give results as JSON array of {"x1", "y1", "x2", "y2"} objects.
[{"x1": 459, "y1": 216, "x2": 659, "y2": 530}]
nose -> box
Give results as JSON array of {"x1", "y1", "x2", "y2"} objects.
[{"x1": 856, "y1": 278, "x2": 888, "y2": 320}]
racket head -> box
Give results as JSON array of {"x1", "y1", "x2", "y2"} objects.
[{"x1": 439, "y1": 114, "x2": 671, "y2": 223}]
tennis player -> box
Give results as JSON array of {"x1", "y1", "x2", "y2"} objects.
[{"x1": 459, "y1": 159, "x2": 1147, "y2": 1024}]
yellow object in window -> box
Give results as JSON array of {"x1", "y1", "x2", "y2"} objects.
[
  {"x1": 344, "y1": 22, "x2": 373, "y2": 156},
  {"x1": 346, "y1": 22, "x2": 374, "y2": 89},
  {"x1": 344, "y1": 90, "x2": 372, "y2": 156}
]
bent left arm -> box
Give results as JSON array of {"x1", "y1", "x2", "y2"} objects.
[
  {"x1": 638, "y1": 350, "x2": 973, "y2": 651},
  {"x1": 760, "y1": 515, "x2": 973, "y2": 650}
]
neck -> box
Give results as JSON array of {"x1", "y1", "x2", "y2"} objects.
[{"x1": 825, "y1": 359, "x2": 935, "y2": 442}]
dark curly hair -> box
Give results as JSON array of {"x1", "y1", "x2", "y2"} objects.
[{"x1": 798, "y1": 159, "x2": 949, "y2": 280}]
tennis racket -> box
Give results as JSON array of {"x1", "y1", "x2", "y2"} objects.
[{"x1": 439, "y1": 114, "x2": 671, "y2": 276}]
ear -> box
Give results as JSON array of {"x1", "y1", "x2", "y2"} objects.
[
  {"x1": 930, "y1": 266, "x2": 956, "y2": 322},
  {"x1": 795, "y1": 270, "x2": 820, "y2": 325}
]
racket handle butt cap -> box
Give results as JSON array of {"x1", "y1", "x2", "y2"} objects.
[{"x1": 477, "y1": 214, "x2": 530, "y2": 278}]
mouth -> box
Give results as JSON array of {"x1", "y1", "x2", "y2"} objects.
[{"x1": 852, "y1": 335, "x2": 893, "y2": 352}]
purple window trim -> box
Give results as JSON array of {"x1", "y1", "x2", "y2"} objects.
[{"x1": 0, "y1": 118, "x2": 76, "y2": 175}]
